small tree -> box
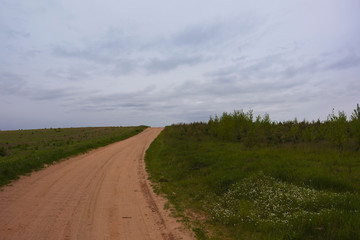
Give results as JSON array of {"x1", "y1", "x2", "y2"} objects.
[
  {"x1": 327, "y1": 109, "x2": 348, "y2": 151},
  {"x1": 260, "y1": 113, "x2": 272, "y2": 144},
  {"x1": 350, "y1": 104, "x2": 360, "y2": 149},
  {"x1": 290, "y1": 118, "x2": 300, "y2": 143},
  {"x1": 218, "y1": 112, "x2": 235, "y2": 140}
]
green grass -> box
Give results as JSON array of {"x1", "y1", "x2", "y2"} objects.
[
  {"x1": 145, "y1": 124, "x2": 360, "y2": 240},
  {"x1": 0, "y1": 125, "x2": 148, "y2": 187}
]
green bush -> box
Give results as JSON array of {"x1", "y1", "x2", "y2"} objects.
[
  {"x1": 327, "y1": 109, "x2": 348, "y2": 150},
  {"x1": 0, "y1": 147, "x2": 6, "y2": 157}
]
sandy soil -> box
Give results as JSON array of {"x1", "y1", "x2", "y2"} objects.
[{"x1": 0, "y1": 128, "x2": 194, "y2": 240}]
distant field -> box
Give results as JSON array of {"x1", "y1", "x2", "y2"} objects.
[
  {"x1": 0, "y1": 126, "x2": 148, "y2": 187},
  {"x1": 145, "y1": 107, "x2": 360, "y2": 240}
]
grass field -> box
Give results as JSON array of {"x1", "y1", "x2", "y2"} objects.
[
  {"x1": 145, "y1": 107, "x2": 360, "y2": 240},
  {"x1": 0, "y1": 126, "x2": 147, "y2": 187}
]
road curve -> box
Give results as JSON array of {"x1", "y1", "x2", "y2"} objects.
[{"x1": 0, "y1": 128, "x2": 194, "y2": 240}]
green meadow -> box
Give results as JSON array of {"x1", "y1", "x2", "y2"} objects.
[
  {"x1": 0, "y1": 126, "x2": 147, "y2": 187},
  {"x1": 145, "y1": 106, "x2": 360, "y2": 239}
]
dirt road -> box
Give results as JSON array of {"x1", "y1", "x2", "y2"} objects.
[{"x1": 0, "y1": 128, "x2": 194, "y2": 240}]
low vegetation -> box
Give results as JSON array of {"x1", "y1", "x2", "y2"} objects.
[
  {"x1": 0, "y1": 126, "x2": 147, "y2": 187},
  {"x1": 145, "y1": 105, "x2": 360, "y2": 239}
]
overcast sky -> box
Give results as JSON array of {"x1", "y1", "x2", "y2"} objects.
[{"x1": 1, "y1": 0, "x2": 359, "y2": 130}]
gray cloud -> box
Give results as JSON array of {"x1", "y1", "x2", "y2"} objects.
[
  {"x1": 66, "y1": 85, "x2": 156, "y2": 112},
  {"x1": 49, "y1": 42, "x2": 359, "y2": 123},
  {"x1": 64, "y1": 73, "x2": 308, "y2": 121},
  {"x1": 53, "y1": 45, "x2": 139, "y2": 77},
  {"x1": 205, "y1": 48, "x2": 359, "y2": 85},
  {"x1": 326, "y1": 54, "x2": 360, "y2": 70},
  {"x1": 172, "y1": 23, "x2": 228, "y2": 48},
  {"x1": 0, "y1": 72, "x2": 26, "y2": 95},
  {"x1": 0, "y1": 72, "x2": 82, "y2": 101},
  {"x1": 53, "y1": 46, "x2": 117, "y2": 64},
  {"x1": 51, "y1": 16, "x2": 259, "y2": 77},
  {"x1": 46, "y1": 67, "x2": 90, "y2": 82},
  {"x1": 172, "y1": 16, "x2": 261, "y2": 50},
  {"x1": 1, "y1": 29, "x2": 30, "y2": 39},
  {"x1": 51, "y1": 27, "x2": 141, "y2": 76},
  {"x1": 30, "y1": 88, "x2": 75, "y2": 101},
  {"x1": 145, "y1": 55, "x2": 205, "y2": 73}
]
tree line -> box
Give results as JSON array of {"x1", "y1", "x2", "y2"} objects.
[{"x1": 206, "y1": 104, "x2": 360, "y2": 150}]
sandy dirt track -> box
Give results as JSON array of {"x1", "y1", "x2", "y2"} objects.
[{"x1": 0, "y1": 128, "x2": 194, "y2": 240}]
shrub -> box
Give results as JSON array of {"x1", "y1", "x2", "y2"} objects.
[
  {"x1": 326, "y1": 109, "x2": 348, "y2": 150},
  {"x1": 0, "y1": 147, "x2": 6, "y2": 157}
]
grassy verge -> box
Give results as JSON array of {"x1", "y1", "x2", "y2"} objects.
[
  {"x1": 0, "y1": 125, "x2": 148, "y2": 187},
  {"x1": 145, "y1": 124, "x2": 360, "y2": 239}
]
